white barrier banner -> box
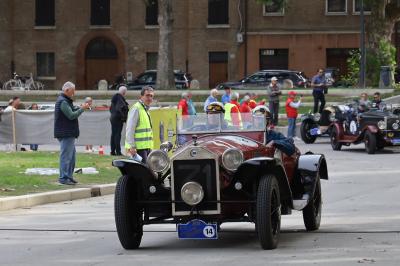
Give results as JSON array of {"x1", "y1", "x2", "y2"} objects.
[{"x1": 0, "y1": 110, "x2": 122, "y2": 145}]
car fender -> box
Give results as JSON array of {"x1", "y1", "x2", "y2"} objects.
[
  {"x1": 363, "y1": 125, "x2": 379, "y2": 134},
  {"x1": 293, "y1": 153, "x2": 328, "y2": 210},
  {"x1": 301, "y1": 114, "x2": 315, "y2": 123},
  {"x1": 297, "y1": 153, "x2": 328, "y2": 180},
  {"x1": 329, "y1": 122, "x2": 344, "y2": 137},
  {"x1": 112, "y1": 159, "x2": 157, "y2": 184},
  {"x1": 234, "y1": 157, "x2": 293, "y2": 208}
]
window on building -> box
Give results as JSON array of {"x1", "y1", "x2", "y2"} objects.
[
  {"x1": 37, "y1": 52, "x2": 55, "y2": 77},
  {"x1": 146, "y1": 0, "x2": 158, "y2": 26},
  {"x1": 353, "y1": 0, "x2": 371, "y2": 13},
  {"x1": 259, "y1": 49, "x2": 289, "y2": 70},
  {"x1": 326, "y1": 0, "x2": 347, "y2": 14},
  {"x1": 208, "y1": 0, "x2": 229, "y2": 25},
  {"x1": 91, "y1": 0, "x2": 110, "y2": 26},
  {"x1": 146, "y1": 52, "x2": 158, "y2": 70},
  {"x1": 263, "y1": 0, "x2": 284, "y2": 16},
  {"x1": 35, "y1": 0, "x2": 55, "y2": 26}
]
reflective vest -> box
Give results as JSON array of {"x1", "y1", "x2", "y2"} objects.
[
  {"x1": 129, "y1": 102, "x2": 153, "y2": 150},
  {"x1": 224, "y1": 103, "x2": 242, "y2": 126}
]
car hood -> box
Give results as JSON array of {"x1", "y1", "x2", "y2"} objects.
[{"x1": 176, "y1": 134, "x2": 265, "y2": 158}]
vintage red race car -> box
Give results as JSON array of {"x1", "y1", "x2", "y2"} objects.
[{"x1": 113, "y1": 113, "x2": 328, "y2": 250}]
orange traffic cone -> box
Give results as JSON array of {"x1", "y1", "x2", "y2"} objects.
[{"x1": 98, "y1": 145, "x2": 104, "y2": 155}]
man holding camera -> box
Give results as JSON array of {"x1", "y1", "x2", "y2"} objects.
[
  {"x1": 311, "y1": 68, "x2": 327, "y2": 114},
  {"x1": 54, "y1": 82, "x2": 91, "y2": 185}
]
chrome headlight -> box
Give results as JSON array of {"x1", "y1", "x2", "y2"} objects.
[
  {"x1": 147, "y1": 150, "x2": 170, "y2": 173},
  {"x1": 181, "y1": 182, "x2": 204, "y2": 206},
  {"x1": 377, "y1": 120, "x2": 386, "y2": 130},
  {"x1": 329, "y1": 112, "x2": 336, "y2": 122},
  {"x1": 392, "y1": 123, "x2": 399, "y2": 130},
  {"x1": 222, "y1": 148, "x2": 243, "y2": 171},
  {"x1": 313, "y1": 113, "x2": 321, "y2": 122}
]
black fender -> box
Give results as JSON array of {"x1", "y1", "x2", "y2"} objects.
[
  {"x1": 297, "y1": 153, "x2": 328, "y2": 180},
  {"x1": 234, "y1": 157, "x2": 293, "y2": 208}
]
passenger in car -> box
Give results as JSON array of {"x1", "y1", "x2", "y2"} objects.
[{"x1": 253, "y1": 105, "x2": 295, "y2": 156}]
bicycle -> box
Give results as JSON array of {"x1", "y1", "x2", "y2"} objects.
[{"x1": 2, "y1": 72, "x2": 45, "y2": 90}]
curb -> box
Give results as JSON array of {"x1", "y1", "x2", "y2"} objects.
[{"x1": 0, "y1": 183, "x2": 116, "y2": 212}]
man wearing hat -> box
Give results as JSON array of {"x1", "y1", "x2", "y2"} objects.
[
  {"x1": 267, "y1": 77, "x2": 282, "y2": 128},
  {"x1": 286, "y1": 91, "x2": 303, "y2": 139}
]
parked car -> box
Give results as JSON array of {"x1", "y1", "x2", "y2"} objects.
[
  {"x1": 126, "y1": 70, "x2": 190, "y2": 90},
  {"x1": 218, "y1": 70, "x2": 309, "y2": 90},
  {"x1": 112, "y1": 112, "x2": 328, "y2": 250},
  {"x1": 329, "y1": 102, "x2": 400, "y2": 154}
]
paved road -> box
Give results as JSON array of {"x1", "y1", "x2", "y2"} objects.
[{"x1": 1, "y1": 139, "x2": 400, "y2": 265}]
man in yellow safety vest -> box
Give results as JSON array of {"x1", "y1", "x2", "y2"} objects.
[
  {"x1": 224, "y1": 92, "x2": 242, "y2": 128},
  {"x1": 125, "y1": 86, "x2": 154, "y2": 163}
]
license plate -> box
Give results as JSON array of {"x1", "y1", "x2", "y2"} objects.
[
  {"x1": 310, "y1": 128, "x2": 321, "y2": 136},
  {"x1": 391, "y1": 139, "x2": 400, "y2": 145},
  {"x1": 177, "y1": 219, "x2": 218, "y2": 240}
]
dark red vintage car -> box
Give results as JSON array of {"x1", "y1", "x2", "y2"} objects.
[{"x1": 113, "y1": 113, "x2": 328, "y2": 250}]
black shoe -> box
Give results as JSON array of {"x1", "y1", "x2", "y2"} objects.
[
  {"x1": 59, "y1": 179, "x2": 75, "y2": 185},
  {"x1": 110, "y1": 152, "x2": 116, "y2": 156},
  {"x1": 116, "y1": 152, "x2": 123, "y2": 156},
  {"x1": 68, "y1": 177, "x2": 78, "y2": 184}
]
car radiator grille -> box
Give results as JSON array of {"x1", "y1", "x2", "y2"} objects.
[{"x1": 172, "y1": 159, "x2": 219, "y2": 214}]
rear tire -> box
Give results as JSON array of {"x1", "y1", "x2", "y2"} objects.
[
  {"x1": 114, "y1": 175, "x2": 143, "y2": 249},
  {"x1": 256, "y1": 175, "x2": 281, "y2": 250},
  {"x1": 365, "y1": 131, "x2": 377, "y2": 154},
  {"x1": 302, "y1": 179, "x2": 322, "y2": 231},
  {"x1": 330, "y1": 127, "x2": 342, "y2": 151},
  {"x1": 300, "y1": 121, "x2": 317, "y2": 144}
]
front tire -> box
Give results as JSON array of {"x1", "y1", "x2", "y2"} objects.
[
  {"x1": 256, "y1": 175, "x2": 281, "y2": 250},
  {"x1": 114, "y1": 175, "x2": 143, "y2": 249},
  {"x1": 330, "y1": 127, "x2": 342, "y2": 151},
  {"x1": 300, "y1": 121, "x2": 317, "y2": 144},
  {"x1": 365, "y1": 130, "x2": 377, "y2": 154},
  {"x1": 302, "y1": 179, "x2": 322, "y2": 231}
]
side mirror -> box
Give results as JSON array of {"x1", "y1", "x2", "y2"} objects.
[{"x1": 160, "y1": 141, "x2": 173, "y2": 152}]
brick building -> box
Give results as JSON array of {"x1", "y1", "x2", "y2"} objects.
[{"x1": 0, "y1": 0, "x2": 397, "y2": 90}]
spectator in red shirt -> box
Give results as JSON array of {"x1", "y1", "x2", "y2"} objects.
[
  {"x1": 240, "y1": 95, "x2": 252, "y2": 113},
  {"x1": 249, "y1": 93, "x2": 258, "y2": 109},
  {"x1": 286, "y1": 90, "x2": 303, "y2": 139},
  {"x1": 177, "y1": 92, "x2": 189, "y2": 116}
]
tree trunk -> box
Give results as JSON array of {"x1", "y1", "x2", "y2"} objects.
[
  {"x1": 366, "y1": 1, "x2": 396, "y2": 50},
  {"x1": 156, "y1": 0, "x2": 175, "y2": 90}
]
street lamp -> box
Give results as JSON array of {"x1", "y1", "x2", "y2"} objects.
[{"x1": 359, "y1": 0, "x2": 366, "y2": 89}]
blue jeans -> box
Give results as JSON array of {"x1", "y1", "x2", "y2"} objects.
[
  {"x1": 287, "y1": 118, "x2": 296, "y2": 138},
  {"x1": 30, "y1": 144, "x2": 39, "y2": 151},
  {"x1": 58, "y1": 137, "x2": 76, "y2": 181}
]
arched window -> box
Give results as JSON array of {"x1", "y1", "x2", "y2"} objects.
[{"x1": 85, "y1": 38, "x2": 117, "y2": 59}]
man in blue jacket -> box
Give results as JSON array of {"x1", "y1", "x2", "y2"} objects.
[{"x1": 54, "y1": 82, "x2": 90, "y2": 185}]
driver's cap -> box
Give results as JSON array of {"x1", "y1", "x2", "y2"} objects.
[
  {"x1": 252, "y1": 105, "x2": 270, "y2": 115},
  {"x1": 206, "y1": 102, "x2": 225, "y2": 113}
]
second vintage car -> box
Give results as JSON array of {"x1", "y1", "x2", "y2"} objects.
[
  {"x1": 330, "y1": 103, "x2": 400, "y2": 154},
  {"x1": 113, "y1": 112, "x2": 328, "y2": 250}
]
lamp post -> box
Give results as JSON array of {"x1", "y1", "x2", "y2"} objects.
[{"x1": 359, "y1": 0, "x2": 366, "y2": 89}]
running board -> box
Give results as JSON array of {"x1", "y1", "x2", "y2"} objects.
[{"x1": 292, "y1": 194, "x2": 310, "y2": 210}]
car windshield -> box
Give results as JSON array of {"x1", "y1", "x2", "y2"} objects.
[{"x1": 177, "y1": 113, "x2": 266, "y2": 134}]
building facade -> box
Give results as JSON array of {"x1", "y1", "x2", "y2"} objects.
[{"x1": 0, "y1": 0, "x2": 396, "y2": 90}]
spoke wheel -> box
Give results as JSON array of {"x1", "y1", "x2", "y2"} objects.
[
  {"x1": 300, "y1": 121, "x2": 317, "y2": 144},
  {"x1": 256, "y1": 174, "x2": 281, "y2": 250},
  {"x1": 364, "y1": 130, "x2": 376, "y2": 154},
  {"x1": 302, "y1": 178, "x2": 322, "y2": 231},
  {"x1": 330, "y1": 127, "x2": 342, "y2": 151},
  {"x1": 114, "y1": 175, "x2": 143, "y2": 249}
]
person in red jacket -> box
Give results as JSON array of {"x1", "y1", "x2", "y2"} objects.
[
  {"x1": 286, "y1": 91, "x2": 303, "y2": 139},
  {"x1": 177, "y1": 92, "x2": 189, "y2": 116},
  {"x1": 240, "y1": 95, "x2": 252, "y2": 113}
]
